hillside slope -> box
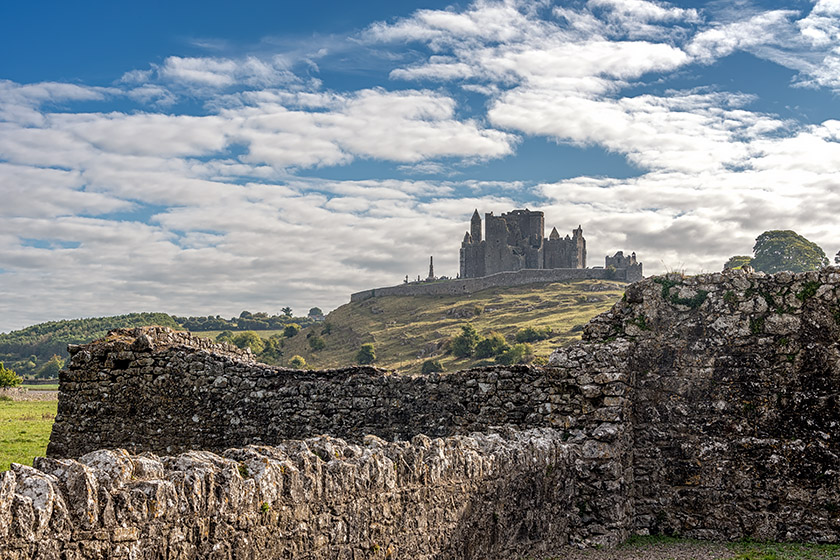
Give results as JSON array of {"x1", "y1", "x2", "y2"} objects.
[{"x1": 276, "y1": 279, "x2": 627, "y2": 374}]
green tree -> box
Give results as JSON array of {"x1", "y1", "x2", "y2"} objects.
[
  {"x1": 216, "y1": 331, "x2": 235, "y2": 344},
  {"x1": 751, "y1": 230, "x2": 828, "y2": 273},
  {"x1": 474, "y1": 332, "x2": 509, "y2": 359},
  {"x1": 421, "y1": 359, "x2": 444, "y2": 374},
  {"x1": 723, "y1": 255, "x2": 752, "y2": 270},
  {"x1": 357, "y1": 343, "x2": 376, "y2": 365},
  {"x1": 495, "y1": 343, "x2": 534, "y2": 366},
  {"x1": 281, "y1": 307, "x2": 293, "y2": 318},
  {"x1": 232, "y1": 331, "x2": 265, "y2": 354},
  {"x1": 308, "y1": 335, "x2": 326, "y2": 351},
  {"x1": 258, "y1": 335, "x2": 284, "y2": 365},
  {"x1": 308, "y1": 307, "x2": 323, "y2": 318},
  {"x1": 283, "y1": 324, "x2": 301, "y2": 338},
  {"x1": 450, "y1": 324, "x2": 480, "y2": 358},
  {"x1": 288, "y1": 355, "x2": 306, "y2": 368},
  {"x1": 36, "y1": 355, "x2": 64, "y2": 379},
  {"x1": 515, "y1": 326, "x2": 553, "y2": 343},
  {"x1": 0, "y1": 363, "x2": 22, "y2": 388}
]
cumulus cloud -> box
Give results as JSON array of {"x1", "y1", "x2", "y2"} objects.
[{"x1": 3, "y1": 0, "x2": 840, "y2": 333}]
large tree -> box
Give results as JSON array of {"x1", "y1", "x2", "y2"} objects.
[{"x1": 750, "y1": 230, "x2": 828, "y2": 274}]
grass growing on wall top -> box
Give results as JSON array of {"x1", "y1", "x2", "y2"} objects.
[
  {"x1": 190, "y1": 279, "x2": 627, "y2": 374},
  {"x1": 0, "y1": 398, "x2": 57, "y2": 471}
]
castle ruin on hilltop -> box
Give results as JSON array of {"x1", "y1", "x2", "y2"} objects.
[
  {"x1": 460, "y1": 209, "x2": 586, "y2": 278},
  {"x1": 350, "y1": 208, "x2": 643, "y2": 302}
]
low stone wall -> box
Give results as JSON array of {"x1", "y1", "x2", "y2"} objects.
[
  {"x1": 48, "y1": 332, "x2": 630, "y2": 458},
  {"x1": 2, "y1": 429, "x2": 612, "y2": 559},
  {"x1": 45, "y1": 327, "x2": 635, "y2": 552},
  {"x1": 350, "y1": 266, "x2": 641, "y2": 302}
]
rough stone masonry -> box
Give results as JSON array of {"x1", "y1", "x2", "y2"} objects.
[{"x1": 2, "y1": 268, "x2": 840, "y2": 559}]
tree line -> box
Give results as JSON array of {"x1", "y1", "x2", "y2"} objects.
[{"x1": 0, "y1": 308, "x2": 326, "y2": 379}]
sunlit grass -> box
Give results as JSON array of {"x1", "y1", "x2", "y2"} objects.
[
  {"x1": 193, "y1": 279, "x2": 626, "y2": 374},
  {"x1": 0, "y1": 399, "x2": 57, "y2": 471},
  {"x1": 19, "y1": 384, "x2": 59, "y2": 391}
]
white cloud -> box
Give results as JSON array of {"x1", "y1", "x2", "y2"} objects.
[
  {"x1": 3, "y1": 0, "x2": 840, "y2": 334},
  {"x1": 686, "y1": 10, "x2": 797, "y2": 62},
  {"x1": 798, "y1": 0, "x2": 840, "y2": 47}
]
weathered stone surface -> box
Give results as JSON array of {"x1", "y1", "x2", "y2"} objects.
[
  {"x1": 582, "y1": 268, "x2": 840, "y2": 542},
  {"x1": 5, "y1": 268, "x2": 840, "y2": 557},
  {"x1": 1, "y1": 430, "x2": 599, "y2": 559}
]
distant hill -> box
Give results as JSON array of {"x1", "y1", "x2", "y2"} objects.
[
  {"x1": 2, "y1": 279, "x2": 627, "y2": 378},
  {"x1": 0, "y1": 313, "x2": 180, "y2": 377},
  {"x1": 0, "y1": 310, "x2": 318, "y2": 379},
  {"x1": 260, "y1": 279, "x2": 627, "y2": 375}
]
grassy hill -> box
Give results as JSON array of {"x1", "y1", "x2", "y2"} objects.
[
  {"x1": 0, "y1": 313, "x2": 180, "y2": 377},
  {"x1": 196, "y1": 279, "x2": 626, "y2": 375}
]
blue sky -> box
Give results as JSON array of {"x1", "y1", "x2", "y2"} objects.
[{"x1": 1, "y1": 0, "x2": 839, "y2": 332}]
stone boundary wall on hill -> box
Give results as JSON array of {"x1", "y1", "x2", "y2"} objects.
[
  {"x1": 1, "y1": 429, "x2": 610, "y2": 559},
  {"x1": 350, "y1": 266, "x2": 641, "y2": 302}
]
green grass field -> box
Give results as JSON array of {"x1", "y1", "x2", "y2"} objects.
[
  {"x1": 20, "y1": 384, "x2": 59, "y2": 391},
  {"x1": 0, "y1": 398, "x2": 57, "y2": 471},
  {"x1": 601, "y1": 536, "x2": 840, "y2": 560}
]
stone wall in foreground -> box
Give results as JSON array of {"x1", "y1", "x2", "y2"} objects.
[
  {"x1": 45, "y1": 326, "x2": 635, "y2": 554},
  {"x1": 577, "y1": 269, "x2": 840, "y2": 543},
  {"x1": 2, "y1": 429, "x2": 608, "y2": 559}
]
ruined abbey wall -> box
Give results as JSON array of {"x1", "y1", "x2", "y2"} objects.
[
  {"x1": 351, "y1": 266, "x2": 641, "y2": 302},
  {"x1": 587, "y1": 270, "x2": 840, "y2": 542},
  {"x1": 3, "y1": 269, "x2": 840, "y2": 558}
]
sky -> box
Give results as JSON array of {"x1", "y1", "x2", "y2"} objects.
[{"x1": 1, "y1": 0, "x2": 839, "y2": 333}]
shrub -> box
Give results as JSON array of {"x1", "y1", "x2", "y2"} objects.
[
  {"x1": 258, "y1": 335, "x2": 284, "y2": 364},
  {"x1": 495, "y1": 343, "x2": 534, "y2": 366},
  {"x1": 216, "y1": 330, "x2": 235, "y2": 343},
  {"x1": 515, "y1": 326, "x2": 553, "y2": 343},
  {"x1": 421, "y1": 359, "x2": 444, "y2": 374},
  {"x1": 288, "y1": 355, "x2": 306, "y2": 368},
  {"x1": 450, "y1": 324, "x2": 480, "y2": 358},
  {"x1": 232, "y1": 331, "x2": 265, "y2": 354},
  {"x1": 474, "y1": 332, "x2": 509, "y2": 358},
  {"x1": 357, "y1": 343, "x2": 376, "y2": 365},
  {"x1": 283, "y1": 324, "x2": 301, "y2": 338},
  {"x1": 0, "y1": 363, "x2": 23, "y2": 388},
  {"x1": 308, "y1": 336, "x2": 326, "y2": 351}
]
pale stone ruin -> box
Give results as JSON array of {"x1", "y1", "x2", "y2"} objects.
[
  {"x1": 2, "y1": 269, "x2": 840, "y2": 558},
  {"x1": 352, "y1": 208, "x2": 643, "y2": 302}
]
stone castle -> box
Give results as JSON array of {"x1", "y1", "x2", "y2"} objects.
[
  {"x1": 460, "y1": 209, "x2": 586, "y2": 278},
  {"x1": 351, "y1": 208, "x2": 643, "y2": 302}
]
